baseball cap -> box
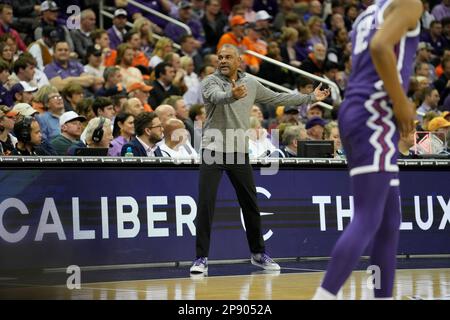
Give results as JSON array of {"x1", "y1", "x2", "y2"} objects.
[
  {"x1": 305, "y1": 117, "x2": 327, "y2": 129},
  {"x1": 10, "y1": 81, "x2": 38, "y2": 97},
  {"x1": 428, "y1": 116, "x2": 450, "y2": 132},
  {"x1": 417, "y1": 42, "x2": 433, "y2": 51},
  {"x1": 255, "y1": 10, "x2": 272, "y2": 21},
  {"x1": 127, "y1": 82, "x2": 153, "y2": 93},
  {"x1": 12, "y1": 103, "x2": 39, "y2": 116},
  {"x1": 59, "y1": 111, "x2": 87, "y2": 127},
  {"x1": 41, "y1": 1, "x2": 60, "y2": 12},
  {"x1": 284, "y1": 106, "x2": 299, "y2": 114},
  {"x1": 178, "y1": 0, "x2": 193, "y2": 9},
  {"x1": 114, "y1": 8, "x2": 128, "y2": 18},
  {"x1": 230, "y1": 15, "x2": 247, "y2": 27}
]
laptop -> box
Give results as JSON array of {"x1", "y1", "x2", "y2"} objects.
[{"x1": 74, "y1": 148, "x2": 109, "y2": 156}]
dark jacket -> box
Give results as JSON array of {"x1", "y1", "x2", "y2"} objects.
[
  {"x1": 120, "y1": 137, "x2": 163, "y2": 157},
  {"x1": 148, "y1": 80, "x2": 181, "y2": 107}
]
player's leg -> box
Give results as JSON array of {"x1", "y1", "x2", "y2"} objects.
[
  {"x1": 368, "y1": 174, "x2": 401, "y2": 298},
  {"x1": 314, "y1": 172, "x2": 393, "y2": 297}
]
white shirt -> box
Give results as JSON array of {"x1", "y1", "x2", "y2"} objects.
[
  {"x1": 84, "y1": 64, "x2": 105, "y2": 79},
  {"x1": 136, "y1": 136, "x2": 159, "y2": 157},
  {"x1": 248, "y1": 135, "x2": 277, "y2": 159},
  {"x1": 28, "y1": 39, "x2": 54, "y2": 71},
  {"x1": 159, "y1": 141, "x2": 198, "y2": 159}
]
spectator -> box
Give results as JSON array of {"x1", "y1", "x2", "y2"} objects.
[
  {"x1": 70, "y1": 9, "x2": 96, "y2": 61},
  {"x1": 91, "y1": 29, "x2": 116, "y2": 68},
  {"x1": 217, "y1": 15, "x2": 247, "y2": 51},
  {"x1": 51, "y1": 111, "x2": 86, "y2": 155},
  {"x1": 280, "y1": 27, "x2": 302, "y2": 67},
  {"x1": 202, "y1": 0, "x2": 228, "y2": 53},
  {"x1": 422, "y1": 20, "x2": 446, "y2": 58},
  {"x1": 120, "y1": 111, "x2": 164, "y2": 157},
  {"x1": 417, "y1": 88, "x2": 441, "y2": 123},
  {"x1": 279, "y1": 125, "x2": 307, "y2": 157},
  {"x1": 148, "y1": 62, "x2": 182, "y2": 107},
  {"x1": 0, "y1": 3, "x2": 26, "y2": 53},
  {"x1": 69, "y1": 117, "x2": 113, "y2": 154},
  {"x1": 96, "y1": 66, "x2": 126, "y2": 98},
  {"x1": 124, "y1": 30, "x2": 150, "y2": 70},
  {"x1": 9, "y1": 81, "x2": 38, "y2": 106},
  {"x1": 0, "y1": 41, "x2": 14, "y2": 68},
  {"x1": 165, "y1": 1, "x2": 205, "y2": 47},
  {"x1": 434, "y1": 55, "x2": 450, "y2": 105},
  {"x1": 307, "y1": 104, "x2": 325, "y2": 120},
  {"x1": 127, "y1": 0, "x2": 171, "y2": 31},
  {"x1": 305, "y1": 116, "x2": 326, "y2": 140},
  {"x1": 131, "y1": 17, "x2": 155, "y2": 60},
  {"x1": 163, "y1": 52, "x2": 187, "y2": 94},
  {"x1": 34, "y1": 1, "x2": 74, "y2": 52},
  {"x1": 163, "y1": 95, "x2": 195, "y2": 143},
  {"x1": 159, "y1": 117, "x2": 198, "y2": 158},
  {"x1": 107, "y1": 9, "x2": 128, "y2": 50},
  {"x1": 0, "y1": 106, "x2": 18, "y2": 155},
  {"x1": 301, "y1": 43, "x2": 327, "y2": 76},
  {"x1": 44, "y1": 41, "x2": 95, "y2": 91},
  {"x1": 189, "y1": 103, "x2": 206, "y2": 151},
  {"x1": 307, "y1": 16, "x2": 328, "y2": 49},
  {"x1": 149, "y1": 37, "x2": 173, "y2": 68},
  {"x1": 322, "y1": 61, "x2": 342, "y2": 106},
  {"x1": 127, "y1": 82, "x2": 153, "y2": 112},
  {"x1": 123, "y1": 97, "x2": 145, "y2": 118},
  {"x1": 431, "y1": 0, "x2": 450, "y2": 21},
  {"x1": 324, "y1": 121, "x2": 344, "y2": 158},
  {"x1": 0, "y1": 59, "x2": 11, "y2": 106},
  {"x1": 84, "y1": 45, "x2": 105, "y2": 81},
  {"x1": 248, "y1": 116, "x2": 277, "y2": 158},
  {"x1": 116, "y1": 43, "x2": 144, "y2": 88},
  {"x1": 61, "y1": 83, "x2": 84, "y2": 112},
  {"x1": 154, "y1": 104, "x2": 176, "y2": 127},
  {"x1": 12, "y1": 53, "x2": 50, "y2": 89},
  {"x1": 36, "y1": 90, "x2": 65, "y2": 141},
  {"x1": 109, "y1": 112, "x2": 135, "y2": 157},
  {"x1": 13, "y1": 115, "x2": 57, "y2": 155},
  {"x1": 179, "y1": 35, "x2": 204, "y2": 73},
  {"x1": 28, "y1": 25, "x2": 58, "y2": 71}
]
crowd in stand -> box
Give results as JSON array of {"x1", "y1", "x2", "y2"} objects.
[{"x1": 0, "y1": 0, "x2": 449, "y2": 158}]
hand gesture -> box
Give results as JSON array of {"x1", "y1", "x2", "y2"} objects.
[
  {"x1": 393, "y1": 99, "x2": 416, "y2": 139},
  {"x1": 313, "y1": 83, "x2": 331, "y2": 101},
  {"x1": 231, "y1": 80, "x2": 247, "y2": 100}
]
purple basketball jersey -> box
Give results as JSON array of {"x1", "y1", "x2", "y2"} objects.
[{"x1": 339, "y1": 0, "x2": 420, "y2": 177}]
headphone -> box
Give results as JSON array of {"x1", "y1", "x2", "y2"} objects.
[
  {"x1": 92, "y1": 117, "x2": 105, "y2": 143},
  {"x1": 15, "y1": 116, "x2": 34, "y2": 143}
]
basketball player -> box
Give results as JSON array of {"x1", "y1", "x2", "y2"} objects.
[{"x1": 313, "y1": 0, "x2": 422, "y2": 299}]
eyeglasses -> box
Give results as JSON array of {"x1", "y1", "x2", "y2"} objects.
[
  {"x1": 49, "y1": 95, "x2": 63, "y2": 100},
  {"x1": 148, "y1": 125, "x2": 163, "y2": 129}
]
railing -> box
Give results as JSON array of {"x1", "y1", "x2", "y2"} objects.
[
  {"x1": 245, "y1": 50, "x2": 341, "y2": 98},
  {"x1": 127, "y1": 0, "x2": 191, "y2": 35},
  {"x1": 248, "y1": 74, "x2": 334, "y2": 110},
  {"x1": 100, "y1": 9, "x2": 181, "y2": 50}
]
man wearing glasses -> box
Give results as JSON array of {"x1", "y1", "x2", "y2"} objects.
[{"x1": 121, "y1": 112, "x2": 164, "y2": 157}]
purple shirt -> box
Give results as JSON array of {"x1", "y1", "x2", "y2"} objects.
[
  {"x1": 108, "y1": 136, "x2": 130, "y2": 157},
  {"x1": 431, "y1": 4, "x2": 450, "y2": 21},
  {"x1": 107, "y1": 27, "x2": 125, "y2": 50},
  {"x1": 44, "y1": 60, "x2": 85, "y2": 80},
  {"x1": 127, "y1": 0, "x2": 169, "y2": 28},
  {"x1": 164, "y1": 19, "x2": 205, "y2": 44}
]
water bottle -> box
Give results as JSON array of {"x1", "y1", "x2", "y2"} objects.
[{"x1": 124, "y1": 147, "x2": 134, "y2": 157}]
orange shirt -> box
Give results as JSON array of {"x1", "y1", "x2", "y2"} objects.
[
  {"x1": 133, "y1": 51, "x2": 150, "y2": 68},
  {"x1": 103, "y1": 49, "x2": 117, "y2": 67},
  {"x1": 143, "y1": 103, "x2": 153, "y2": 112},
  {"x1": 217, "y1": 32, "x2": 242, "y2": 52},
  {"x1": 242, "y1": 36, "x2": 267, "y2": 67}
]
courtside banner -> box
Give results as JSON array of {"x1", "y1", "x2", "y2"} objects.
[{"x1": 0, "y1": 168, "x2": 449, "y2": 269}]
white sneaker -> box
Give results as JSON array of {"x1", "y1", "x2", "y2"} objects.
[
  {"x1": 251, "y1": 253, "x2": 280, "y2": 271},
  {"x1": 190, "y1": 257, "x2": 208, "y2": 274}
]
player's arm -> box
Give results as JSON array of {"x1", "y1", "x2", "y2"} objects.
[{"x1": 370, "y1": 0, "x2": 423, "y2": 138}]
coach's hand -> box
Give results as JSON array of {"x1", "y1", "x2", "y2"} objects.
[
  {"x1": 313, "y1": 83, "x2": 331, "y2": 101},
  {"x1": 231, "y1": 80, "x2": 247, "y2": 100}
]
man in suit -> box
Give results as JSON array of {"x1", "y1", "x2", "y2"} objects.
[
  {"x1": 148, "y1": 62, "x2": 182, "y2": 107},
  {"x1": 121, "y1": 112, "x2": 164, "y2": 157}
]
